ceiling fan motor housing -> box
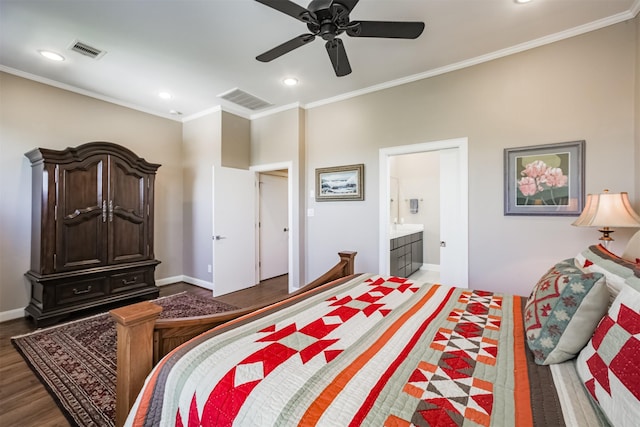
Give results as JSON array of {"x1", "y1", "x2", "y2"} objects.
[{"x1": 307, "y1": 0, "x2": 351, "y2": 40}]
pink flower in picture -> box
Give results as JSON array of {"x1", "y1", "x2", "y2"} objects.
[
  {"x1": 544, "y1": 167, "x2": 568, "y2": 188},
  {"x1": 518, "y1": 176, "x2": 538, "y2": 196},
  {"x1": 521, "y1": 160, "x2": 548, "y2": 179}
]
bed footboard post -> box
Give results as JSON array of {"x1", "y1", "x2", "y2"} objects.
[
  {"x1": 338, "y1": 251, "x2": 356, "y2": 275},
  {"x1": 110, "y1": 301, "x2": 163, "y2": 427}
]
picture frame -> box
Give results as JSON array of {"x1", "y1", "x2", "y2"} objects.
[
  {"x1": 315, "y1": 164, "x2": 364, "y2": 201},
  {"x1": 504, "y1": 140, "x2": 585, "y2": 216}
]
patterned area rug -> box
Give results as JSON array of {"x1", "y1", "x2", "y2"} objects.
[{"x1": 12, "y1": 292, "x2": 238, "y2": 427}]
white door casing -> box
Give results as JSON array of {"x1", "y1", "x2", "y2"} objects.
[
  {"x1": 379, "y1": 138, "x2": 469, "y2": 288},
  {"x1": 259, "y1": 173, "x2": 289, "y2": 280},
  {"x1": 212, "y1": 165, "x2": 257, "y2": 296}
]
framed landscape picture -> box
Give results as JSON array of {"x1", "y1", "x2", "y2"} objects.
[
  {"x1": 504, "y1": 140, "x2": 585, "y2": 216},
  {"x1": 316, "y1": 164, "x2": 364, "y2": 201}
]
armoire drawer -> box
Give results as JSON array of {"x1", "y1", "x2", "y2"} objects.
[
  {"x1": 110, "y1": 268, "x2": 151, "y2": 293},
  {"x1": 55, "y1": 277, "x2": 108, "y2": 306}
]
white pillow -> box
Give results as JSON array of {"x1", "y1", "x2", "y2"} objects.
[{"x1": 621, "y1": 230, "x2": 640, "y2": 262}]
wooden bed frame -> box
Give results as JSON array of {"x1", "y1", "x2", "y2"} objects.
[{"x1": 109, "y1": 251, "x2": 356, "y2": 426}]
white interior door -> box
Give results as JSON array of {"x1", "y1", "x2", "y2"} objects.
[
  {"x1": 439, "y1": 148, "x2": 468, "y2": 288},
  {"x1": 212, "y1": 166, "x2": 256, "y2": 296},
  {"x1": 259, "y1": 173, "x2": 289, "y2": 280}
]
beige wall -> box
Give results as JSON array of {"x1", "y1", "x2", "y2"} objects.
[
  {"x1": 251, "y1": 107, "x2": 306, "y2": 286},
  {"x1": 221, "y1": 111, "x2": 250, "y2": 169},
  {"x1": 181, "y1": 111, "x2": 222, "y2": 283},
  {"x1": 0, "y1": 72, "x2": 183, "y2": 315},
  {"x1": 304, "y1": 20, "x2": 638, "y2": 296}
]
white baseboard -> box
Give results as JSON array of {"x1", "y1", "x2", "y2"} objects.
[
  {"x1": 0, "y1": 307, "x2": 26, "y2": 322},
  {"x1": 156, "y1": 275, "x2": 213, "y2": 291},
  {"x1": 421, "y1": 263, "x2": 441, "y2": 271},
  {"x1": 155, "y1": 275, "x2": 184, "y2": 286},
  {"x1": 180, "y1": 275, "x2": 214, "y2": 291}
]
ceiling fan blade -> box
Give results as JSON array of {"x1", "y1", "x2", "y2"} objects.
[
  {"x1": 255, "y1": 0, "x2": 316, "y2": 23},
  {"x1": 257, "y1": 34, "x2": 316, "y2": 62},
  {"x1": 346, "y1": 21, "x2": 425, "y2": 39},
  {"x1": 336, "y1": 0, "x2": 360, "y2": 13},
  {"x1": 325, "y1": 38, "x2": 351, "y2": 77}
]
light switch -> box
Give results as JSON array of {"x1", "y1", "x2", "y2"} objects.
[{"x1": 307, "y1": 208, "x2": 314, "y2": 217}]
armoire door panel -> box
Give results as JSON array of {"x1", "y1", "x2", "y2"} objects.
[
  {"x1": 108, "y1": 156, "x2": 148, "y2": 263},
  {"x1": 56, "y1": 156, "x2": 108, "y2": 271}
]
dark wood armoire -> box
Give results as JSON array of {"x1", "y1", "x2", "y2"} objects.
[{"x1": 24, "y1": 141, "x2": 161, "y2": 326}]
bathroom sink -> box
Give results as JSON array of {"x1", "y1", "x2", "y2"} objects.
[{"x1": 390, "y1": 223, "x2": 424, "y2": 239}]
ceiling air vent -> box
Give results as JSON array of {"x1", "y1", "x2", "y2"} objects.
[
  {"x1": 218, "y1": 88, "x2": 272, "y2": 111},
  {"x1": 68, "y1": 40, "x2": 106, "y2": 59}
]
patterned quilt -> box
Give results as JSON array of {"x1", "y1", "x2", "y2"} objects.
[{"x1": 126, "y1": 274, "x2": 588, "y2": 426}]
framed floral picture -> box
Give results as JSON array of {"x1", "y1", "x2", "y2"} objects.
[
  {"x1": 504, "y1": 140, "x2": 585, "y2": 216},
  {"x1": 315, "y1": 164, "x2": 364, "y2": 201}
]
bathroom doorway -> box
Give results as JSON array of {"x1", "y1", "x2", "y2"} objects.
[{"x1": 379, "y1": 138, "x2": 469, "y2": 288}]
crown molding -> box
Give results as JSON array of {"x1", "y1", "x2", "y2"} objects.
[
  {"x1": 250, "y1": 102, "x2": 302, "y2": 120},
  {"x1": 0, "y1": 65, "x2": 183, "y2": 122},
  {"x1": 305, "y1": 7, "x2": 638, "y2": 111},
  {"x1": 181, "y1": 105, "x2": 222, "y2": 122}
]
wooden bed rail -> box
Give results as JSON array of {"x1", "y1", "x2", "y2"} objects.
[{"x1": 110, "y1": 251, "x2": 356, "y2": 426}]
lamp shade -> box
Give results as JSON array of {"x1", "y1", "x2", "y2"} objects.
[{"x1": 572, "y1": 191, "x2": 640, "y2": 228}]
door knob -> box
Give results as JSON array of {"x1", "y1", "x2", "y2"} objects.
[
  {"x1": 283, "y1": 227, "x2": 289, "y2": 232},
  {"x1": 213, "y1": 235, "x2": 227, "y2": 240},
  {"x1": 440, "y1": 241, "x2": 446, "y2": 247}
]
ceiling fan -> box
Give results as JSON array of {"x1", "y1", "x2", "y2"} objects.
[{"x1": 255, "y1": 0, "x2": 425, "y2": 77}]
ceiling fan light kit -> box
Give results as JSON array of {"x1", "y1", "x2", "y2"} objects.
[{"x1": 255, "y1": 0, "x2": 425, "y2": 77}]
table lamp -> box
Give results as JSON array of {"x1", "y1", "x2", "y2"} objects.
[{"x1": 572, "y1": 190, "x2": 640, "y2": 248}]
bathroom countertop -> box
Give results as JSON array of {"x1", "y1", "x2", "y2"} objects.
[{"x1": 389, "y1": 224, "x2": 424, "y2": 239}]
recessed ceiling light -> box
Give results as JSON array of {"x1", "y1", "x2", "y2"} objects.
[
  {"x1": 39, "y1": 50, "x2": 65, "y2": 61},
  {"x1": 158, "y1": 91, "x2": 173, "y2": 100},
  {"x1": 282, "y1": 77, "x2": 298, "y2": 86},
  {"x1": 515, "y1": 0, "x2": 532, "y2": 3}
]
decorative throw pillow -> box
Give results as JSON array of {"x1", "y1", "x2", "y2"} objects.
[
  {"x1": 524, "y1": 259, "x2": 608, "y2": 365},
  {"x1": 621, "y1": 230, "x2": 640, "y2": 263},
  {"x1": 576, "y1": 284, "x2": 640, "y2": 427},
  {"x1": 575, "y1": 245, "x2": 639, "y2": 304}
]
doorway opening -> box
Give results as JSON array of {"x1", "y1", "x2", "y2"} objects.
[
  {"x1": 258, "y1": 170, "x2": 289, "y2": 283},
  {"x1": 251, "y1": 161, "x2": 294, "y2": 293},
  {"x1": 379, "y1": 138, "x2": 469, "y2": 288},
  {"x1": 212, "y1": 162, "x2": 293, "y2": 297}
]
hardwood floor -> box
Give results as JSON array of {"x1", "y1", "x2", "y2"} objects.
[{"x1": 0, "y1": 277, "x2": 288, "y2": 427}]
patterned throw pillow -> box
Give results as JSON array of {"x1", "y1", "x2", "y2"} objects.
[
  {"x1": 575, "y1": 245, "x2": 640, "y2": 304},
  {"x1": 576, "y1": 284, "x2": 640, "y2": 427},
  {"x1": 524, "y1": 259, "x2": 608, "y2": 365}
]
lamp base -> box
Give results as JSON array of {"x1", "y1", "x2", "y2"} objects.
[{"x1": 598, "y1": 227, "x2": 614, "y2": 249}]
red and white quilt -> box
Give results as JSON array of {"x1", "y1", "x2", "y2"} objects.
[{"x1": 127, "y1": 274, "x2": 586, "y2": 426}]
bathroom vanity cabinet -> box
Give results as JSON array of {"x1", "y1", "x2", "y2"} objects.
[{"x1": 390, "y1": 231, "x2": 423, "y2": 278}]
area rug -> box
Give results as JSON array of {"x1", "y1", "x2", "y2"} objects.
[{"x1": 12, "y1": 292, "x2": 238, "y2": 427}]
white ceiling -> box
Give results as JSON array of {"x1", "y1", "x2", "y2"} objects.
[{"x1": 1, "y1": 0, "x2": 638, "y2": 121}]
